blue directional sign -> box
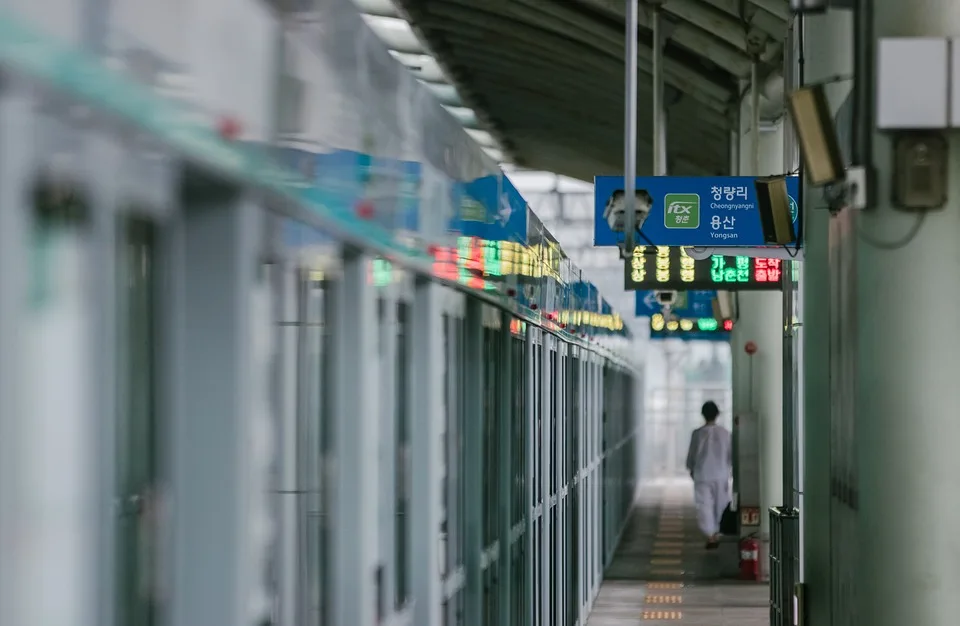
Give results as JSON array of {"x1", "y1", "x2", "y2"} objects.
[
  {"x1": 635, "y1": 289, "x2": 716, "y2": 317},
  {"x1": 593, "y1": 175, "x2": 800, "y2": 247}
]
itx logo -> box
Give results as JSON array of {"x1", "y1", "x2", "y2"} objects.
[{"x1": 663, "y1": 193, "x2": 700, "y2": 229}]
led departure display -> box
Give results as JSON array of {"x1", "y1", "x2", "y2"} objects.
[
  {"x1": 650, "y1": 313, "x2": 733, "y2": 334},
  {"x1": 624, "y1": 246, "x2": 786, "y2": 291}
]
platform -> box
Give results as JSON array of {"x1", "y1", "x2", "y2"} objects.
[{"x1": 586, "y1": 480, "x2": 768, "y2": 626}]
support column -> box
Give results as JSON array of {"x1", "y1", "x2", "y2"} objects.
[
  {"x1": 736, "y1": 292, "x2": 782, "y2": 574},
  {"x1": 799, "y1": 9, "x2": 852, "y2": 626},
  {"x1": 736, "y1": 92, "x2": 784, "y2": 577},
  {"x1": 857, "y1": 1, "x2": 960, "y2": 623}
]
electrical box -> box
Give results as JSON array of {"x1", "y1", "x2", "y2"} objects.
[{"x1": 877, "y1": 38, "x2": 949, "y2": 129}]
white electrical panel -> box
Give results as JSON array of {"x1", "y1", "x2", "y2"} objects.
[
  {"x1": 876, "y1": 38, "x2": 949, "y2": 129},
  {"x1": 950, "y1": 39, "x2": 960, "y2": 127}
]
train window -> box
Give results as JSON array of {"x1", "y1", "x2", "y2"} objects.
[
  {"x1": 484, "y1": 324, "x2": 501, "y2": 549},
  {"x1": 532, "y1": 342, "x2": 541, "y2": 507},
  {"x1": 316, "y1": 271, "x2": 335, "y2": 625},
  {"x1": 512, "y1": 334, "x2": 526, "y2": 527},
  {"x1": 550, "y1": 348, "x2": 558, "y2": 496},
  {"x1": 116, "y1": 218, "x2": 160, "y2": 626},
  {"x1": 396, "y1": 302, "x2": 410, "y2": 608},
  {"x1": 453, "y1": 314, "x2": 465, "y2": 569}
]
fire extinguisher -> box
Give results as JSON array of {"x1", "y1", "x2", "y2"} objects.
[{"x1": 739, "y1": 535, "x2": 760, "y2": 581}]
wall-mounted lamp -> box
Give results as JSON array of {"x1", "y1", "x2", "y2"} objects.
[
  {"x1": 788, "y1": 84, "x2": 846, "y2": 187},
  {"x1": 789, "y1": 0, "x2": 830, "y2": 13},
  {"x1": 755, "y1": 176, "x2": 797, "y2": 245}
]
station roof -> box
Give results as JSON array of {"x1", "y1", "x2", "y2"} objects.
[{"x1": 354, "y1": 0, "x2": 790, "y2": 182}]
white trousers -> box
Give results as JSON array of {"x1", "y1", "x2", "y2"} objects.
[{"x1": 693, "y1": 479, "x2": 730, "y2": 537}]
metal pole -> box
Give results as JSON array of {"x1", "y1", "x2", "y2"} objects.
[
  {"x1": 750, "y1": 59, "x2": 761, "y2": 175},
  {"x1": 652, "y1": 6, "x2": 665, "y2": 177},
  {"x1": 781, "y1": 23, "x2": 798, "y2": 513},
  {"x1": 782, "y1": 274, "x2": 796, "y2": 511},
  {"x1": 623, "y1": 0, "x2": 640, "y2": 252},
  {"x1": 729, "y1": 126, "x2": 740, "y2": 176}
]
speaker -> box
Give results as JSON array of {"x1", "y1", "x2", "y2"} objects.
[{"x1": 754, "y1": 176, "x2": 796, "y2": 245}]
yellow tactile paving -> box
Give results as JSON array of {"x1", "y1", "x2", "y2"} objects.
[
  {"x1": 649, "y1": 568, "x2": 685, "y2": 577},
  {"x1": 645, "y1": 594, "x2": 683, "y2": 604},
  {"x1": 641, "y1": 610, "x2": 683, "y2": 620},
  {"x1": 652, "y1": 548, "x2": 682, "y2": 556},
  {"x1": 646, "y1": 582, "x2": 684, "y2": 589},
  {"x1": 650, "y1": 558, "x2": 682, "y2": 565}
]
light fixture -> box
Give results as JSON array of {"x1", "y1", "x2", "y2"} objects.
[
  {"x1": 754, "y1": 176, "x2": 797, "y2": 245},
  {"x1": 788, "y1": 84, "x2": 846, "y2": 186},
  {"x1": 789, "y1": 0, "x2": 830, "y2": 14}
]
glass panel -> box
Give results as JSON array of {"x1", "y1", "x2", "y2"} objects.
[
  {"x1": 550, "y1": 350, "x2": 557, "y2": 496},
  {"x1": 303, "y1": 269, "x2": 328, "y2": 626},
  {"x1": 443, "y1": 312, "x2": 465, "y2": 574},
  {"x1": 395, "y1": 302, "x2": 411, "y2": 608},
  {"x1": 116, "y1": 218, "x2": 160, "y2": 626},
  {"x1": 512, "y1": 335, "x2": 525, "y2": 527}
]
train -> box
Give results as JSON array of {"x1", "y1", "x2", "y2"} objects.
[{"x1": 0, "y1": 1, "x2": 643, "y2": 626}]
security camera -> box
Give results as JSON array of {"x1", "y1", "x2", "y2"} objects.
[
  {"x1": 604, "y1": 188, "x2": 653, "y2": 233},
  {"x1": 655, "y1": 290, "x2": 677, "y2": 306}
]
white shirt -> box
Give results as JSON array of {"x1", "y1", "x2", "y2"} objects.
[{"x1": 686, "y1": 423, "x2": 732, "y2": 482}]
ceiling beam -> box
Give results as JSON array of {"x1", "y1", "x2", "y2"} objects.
[
  {"x1": 392, "y1": 0, "x2": 521, "y2": 160},
  {"x1": 455, "y1": 54, "x2": 732, "y2": 131},
  {"x1": 696, "y1": 0, "x2": 786, "y2": 38},
  {"x1": 424, "y1": 15, "x2": 731, "y2": 115},
  {"x1": 417, "y1": 0, "x2": 734, "y2": 101},
  {"x1": 464, "y1": 69, "x2": 730, "y2": 152},
  {"x1": 528, "y1": 0, "x2": 751, "y2": 77}
]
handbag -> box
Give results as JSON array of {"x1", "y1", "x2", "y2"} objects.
[{"x1": 719, "y1": 503, "x2": 737, "y2": 535}]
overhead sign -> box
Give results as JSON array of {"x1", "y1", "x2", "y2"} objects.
[
  {"x1": 651, "y1": 313, "x2": 733, "y2": 334},
  {"x1": 624, "y1": 247, "x2": 784, "y2": 291},
  {"x1": 593, "y1": 175, "x2": 800, "y2": 247},
  {"x1": 635, "y1": 289, "x2": 715, "y2": 317},
  {"x1": 649, "y1": 312, "x2": 732, "y2": 341}
]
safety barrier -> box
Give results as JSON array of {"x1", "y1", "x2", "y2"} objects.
[{"x1": 769, "y1": 507, "x2": 800, "y2": 626}]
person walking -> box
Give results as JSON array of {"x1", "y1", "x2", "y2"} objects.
[{"x1": 685, "y1": 401, "x2": 732, "y2": 549}]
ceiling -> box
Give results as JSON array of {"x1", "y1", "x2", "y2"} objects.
[{"x1": 366, "y1": 0, "x2": 791, "y2": 182}]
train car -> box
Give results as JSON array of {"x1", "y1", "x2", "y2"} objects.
[{"x1": 0, "y1": 1, "x2": 644, "y2": 626}]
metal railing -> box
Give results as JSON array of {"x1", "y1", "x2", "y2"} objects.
[{"x1": 769, "y1": 507, "x2": 800, "y2": 626}]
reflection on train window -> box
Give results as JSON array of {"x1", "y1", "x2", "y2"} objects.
[
  {"x1": 116, "y1": 218, "x2": 160, "y2": 626},
  {"x1": 510, "y1": 330, "x2": 526, "y2": 625},
  {"x1": 395, "y1": 301, "x2": 410, "y2": 608},
  {"x1": 305, "y1": 270, "x2": 331, "y2": 626},
  {"x1": 481, "y1": 316, "x2": 501, "y2": 626}
]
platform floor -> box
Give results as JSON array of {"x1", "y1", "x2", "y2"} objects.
[{"x1": 586, "y1": 479, "x2": 768, "y2": 626}]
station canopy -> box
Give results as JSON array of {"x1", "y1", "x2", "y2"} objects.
[{"x1": 354, "y1": 0, "x2": 791, "y2": 181}]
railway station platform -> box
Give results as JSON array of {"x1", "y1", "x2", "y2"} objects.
[
  {"x1": 586, "y1": 480, "x2": 768, "y2": 626},
  {"x1": 4, "y1": 0, "x2": 960, "y2": 626}
]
